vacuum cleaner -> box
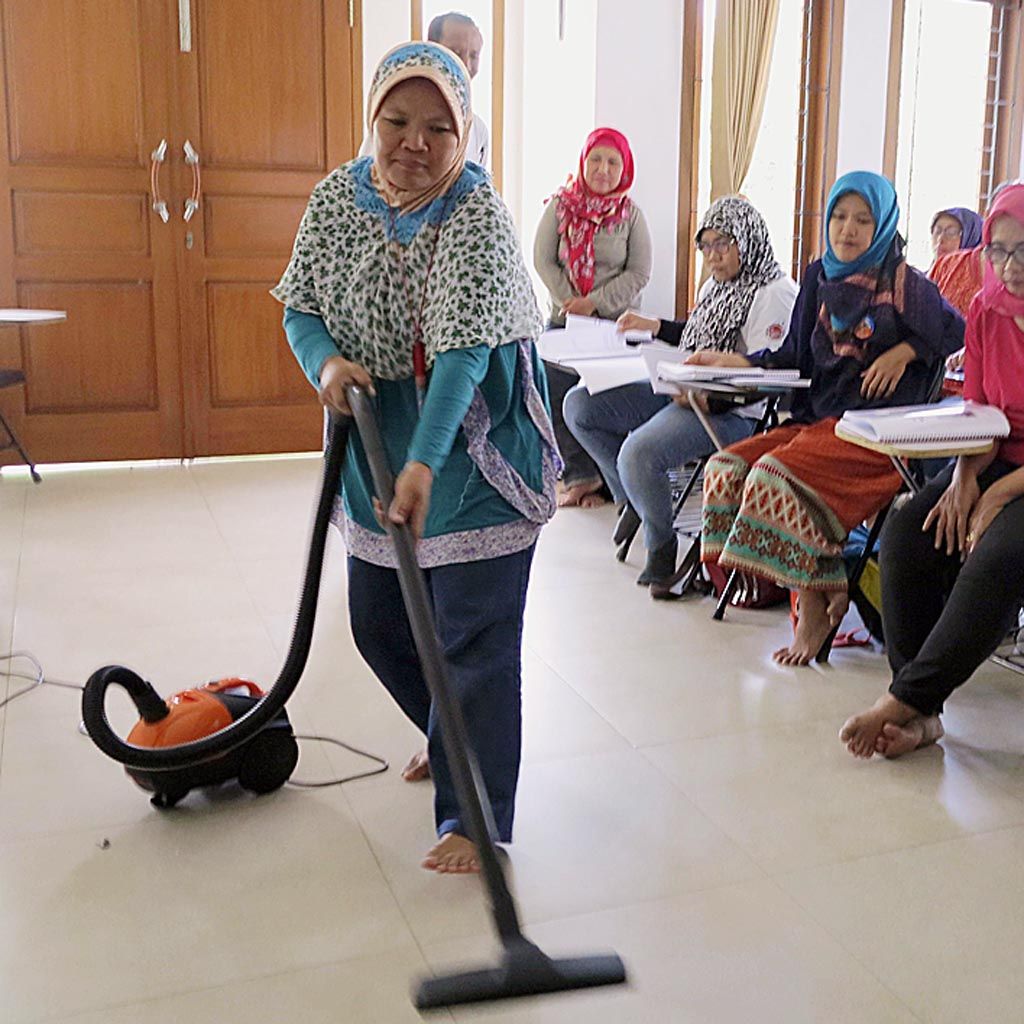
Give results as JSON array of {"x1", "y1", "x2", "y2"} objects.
[
  {"x1": 80, "y1": 405, "x2": 347, "y2": 805},
  {"x1": 81, "y1": 386, "x2": 627, "y2": 1009}
]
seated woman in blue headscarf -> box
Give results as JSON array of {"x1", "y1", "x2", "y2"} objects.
[{"x1": 692, "y1": 172, "x2": 964, "y2": 665}]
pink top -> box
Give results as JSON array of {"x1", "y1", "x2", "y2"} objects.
[{"x1": 963, "y1": 293, "x2": 1024, "y2": 466}]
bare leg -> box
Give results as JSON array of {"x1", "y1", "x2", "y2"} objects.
[
  {"x1": 401, "y1": 748, "x2": 430, "y2": 782},
  {"x1": 422, "y1": 833, "x2": 480, "y2": 874},
  {"x1": 875, "y1": 715, "x2": 944, "y2": 759},
  {"x1": 839, "y1": 693, "x2": 919, "y2": 758},
  {"x1": 774, "y1": 589, "x2": 849, "y2": 666}
]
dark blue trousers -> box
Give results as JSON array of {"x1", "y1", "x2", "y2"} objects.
[{"x1": 347, "y1": 545, "x2": 534, "y2": 842}]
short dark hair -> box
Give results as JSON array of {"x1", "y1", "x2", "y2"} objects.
[{"x1": 427, "y1": 12, "x2": 479, "y2": 43}]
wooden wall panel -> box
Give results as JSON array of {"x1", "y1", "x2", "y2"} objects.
[
  {"x1": 2, "y1": 0, "x2": 143, "y2": 165},
  {"x1": 17, "y1": 281, "x2": 157, "y2": 413},
  {"x1": 206, "y1": 282, "x2": 310, "y2": 406},
  {"x1": 196, "y1": 0, "x2": 325, "y2": 170},
  {"x1": 202, "y1": 195, "x2": 306, "y2": 258},
  {"x1": 13, "y1": 191, "x2": 149, "y2": 256}
]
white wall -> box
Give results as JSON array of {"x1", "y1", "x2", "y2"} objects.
[
  {"x1": 361, "y1": 0, "x2": 410, "y2": 135},
  {"x1": 593, "y1": 0, "x2": 684, "y2": 317},
  {"x1": 835, "y1": 0, "x2": 893, "y2": 177}
]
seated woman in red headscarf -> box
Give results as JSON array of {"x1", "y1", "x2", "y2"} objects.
[
  {"x1": 533, "y1": 128, "x2": 652, "y2": 507},
  {"x1": 841, "y1": 184, "x2": 1024, "y2": 759}
]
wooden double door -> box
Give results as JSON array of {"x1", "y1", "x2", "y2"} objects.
[{"x1": 0, "y1": 0, "x2": 360, "y2": 463}]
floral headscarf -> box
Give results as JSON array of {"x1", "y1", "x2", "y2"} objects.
[
  {"x1": 552, "y1": 127, "x2": 635, "y2": 296},
  {"x1": 366, "y1": 42, "x2": 472, "y2": 214}
]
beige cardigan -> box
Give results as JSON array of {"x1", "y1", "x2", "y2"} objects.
[{"x1": 533, "y1": 199, "x2": 652, "y2": 326}]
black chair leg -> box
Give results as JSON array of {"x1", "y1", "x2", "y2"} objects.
[
  {"x1": 712, "y1": 569, "x2": 739, "y2": 621},
  {"x1": 814, "y1": 503, "x2": 892, "y2": 663},
  {"x1": 0, "y1": 410, "x2": 40, "y2": 483}
]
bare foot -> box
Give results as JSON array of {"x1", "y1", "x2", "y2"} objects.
[
  {"x1": 875, "y1": 715, "x2": 944, "y2": 759},
  {"x1": 773, "y1": 589, "x2": 849, "y2": 666},
  {"x1": 839, "y1": 693, "x2": 918, "y2": 758},
  {"x1": 401, "y1": 748, "x2": 430, "y2": 782},
  {"x1": 557, "y1": 478, "x2": 603, "y2": 508},
  {"x1": 578, "y1": 490, "x2": 609, "y2": 509},
  {"x1": 422, "y1": 833, "x2": 480, "y2": 874}
]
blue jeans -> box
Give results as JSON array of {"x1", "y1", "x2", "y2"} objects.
[
  {"x1": 347, "y1": 545, "x2": 534, "y2": 842},
  {"x1": 563, "y1": 381, "x2": 755, "y2": 550}
]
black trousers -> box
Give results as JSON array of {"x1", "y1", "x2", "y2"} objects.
[
  {"x1": 882, "y1": 460, "x2": 1024, "y2": 715},
  {"x1": 542, "y1": 360, "x2": 601, "y2": 487}
]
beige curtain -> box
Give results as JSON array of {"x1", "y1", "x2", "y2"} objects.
[{"x1": 710, "y1": 0, "x2": 781, "y2": 200}]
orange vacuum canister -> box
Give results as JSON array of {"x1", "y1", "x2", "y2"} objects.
[{"x1": 125, "y1": 679, "x2": 298, "y2": 808}]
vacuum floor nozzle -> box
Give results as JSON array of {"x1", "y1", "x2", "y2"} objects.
[{"x1": 413, "y1": 935, "x2": 626, "y2": 1009}]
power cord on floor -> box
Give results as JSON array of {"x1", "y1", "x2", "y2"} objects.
[
  {"x1": 1, "y1": 651, "x2": 389, "y2": 788},
  {"x1": 288, "y1": 735, "x2": 389, "y2": 786},
  {"x1": 0, "y1": 650, "x2": 83, "y2": 711}
]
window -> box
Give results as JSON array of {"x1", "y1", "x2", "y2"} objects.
[
  {"x1": 689, "y1": 0, "x2": 829, "y2": 301},
  {"x1": 893, "y1": 0, "x2": 992, "y2": 270},
  {"x1": 731, "y1": 0, "x2": 805, "y2": 271}
]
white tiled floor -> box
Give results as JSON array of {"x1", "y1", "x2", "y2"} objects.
[{"x1": 2, "y1": 458, "x2": 1023, "y2": 1023}]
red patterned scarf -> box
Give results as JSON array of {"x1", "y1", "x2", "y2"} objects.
[{"x1": 552, "y1": 127, "x2": 634, "y2": 296}]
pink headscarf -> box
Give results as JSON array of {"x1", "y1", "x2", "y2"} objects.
[
  {"x1": 980, "y1": 183, "x2": 1024, "y2": 317},
  {"x1": 552, "y1": 127, "x2": 635, "y2": 296}
]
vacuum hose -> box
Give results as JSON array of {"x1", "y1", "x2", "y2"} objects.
[{"x1": 81, "y1": 413, "x2": 350, "y2": 771}]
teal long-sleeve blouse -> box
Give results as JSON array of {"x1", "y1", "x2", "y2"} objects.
[{"x1": 283, "y1": 307, "x2": 554, "y2": 567}]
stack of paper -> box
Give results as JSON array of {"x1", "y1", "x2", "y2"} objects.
[
  {"x1": 536, "y1": 315, "x2": 661, "y2": 394},
  {"x1": 655, "y1": 363, "x2": 810, "y2": 394}
]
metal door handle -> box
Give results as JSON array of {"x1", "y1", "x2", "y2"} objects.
[
  {"x1": 149, "y1": 139, "x2": 169, "y2": 223},
  {"x1": 183, "y1": 139, "x2": 201, "y2": 222}
]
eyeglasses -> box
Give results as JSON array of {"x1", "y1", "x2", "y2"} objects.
[
  {"x1": 696, "y1": 237, "x2": 735, "y2": 256},
  {"x1": 983, "y1": 244, "x2": 1024, "y2": 269},
  {"x1": 931, "y1": 224, "x2": 962, "y2": 240}
]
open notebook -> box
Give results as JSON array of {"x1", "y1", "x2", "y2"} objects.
[{"x1": 838, "y1": 401, "x2": 1010, "y2": 445}]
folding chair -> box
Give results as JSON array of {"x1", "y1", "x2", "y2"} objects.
[
  {"x1": 813, "y1": 357, "x2": 951, "y2": 662},
  {"x1": 612, "y1": 392, "x2": 781, "y2": 601},
  {"x1": 0, "y1": 369, "x2": 41, "y2": 483}
]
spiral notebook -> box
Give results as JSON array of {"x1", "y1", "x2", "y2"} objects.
[{"x1": 838, "y1": 401, "x2": 1010, "y2": 445}]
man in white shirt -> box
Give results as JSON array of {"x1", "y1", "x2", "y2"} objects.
[{"x1": 360, "y1": 12, "x2": 490, "y2": 169}]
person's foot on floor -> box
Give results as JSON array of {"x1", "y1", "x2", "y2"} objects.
[
  {"x1": 401, "y1": 748, "x2": 430, "y2": 782},
  {"x1": 773, "y1": 588, "x2": 849, "y2": 666},
  {"x1": 579, "y1": 490, "x2": 609, "y2": 508},
  {"x1": 875, "y1": 715, "x2": 944, "y2": 759},
  {"x1": 557, "y1": 478, "x2": 603, "y2": 508},
  {"x1": 637, "y1": 537, "x2": 678, "y2": 586},
  {"x1": 839, "y1": 692, "x2": 919, "y2": 758},
  {"x1": 422, "y1": 833, "x2": 480, "y2": 874}
]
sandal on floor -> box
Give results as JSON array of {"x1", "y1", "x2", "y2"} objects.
[{"x1": 831, "y1": 628, "x2": 873, "y2": 648}]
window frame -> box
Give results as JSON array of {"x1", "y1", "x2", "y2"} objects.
[
  {"x1": 790, "y1": 0, "x2": 844, "y2": 279},
  {"x1": 884, "y1": 0, "x2": 1023, "y2": 211},
  {"x1": 410, "y1": 1, "x2": 507, "y2": 193},
  {"x1": 675, "y1": 0, "x2": 844, "y2": 314}
]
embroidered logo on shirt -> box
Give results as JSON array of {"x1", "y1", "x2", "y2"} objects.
[{"x1": 766, "y1": 322, "x2": 784, "y2": 341}]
